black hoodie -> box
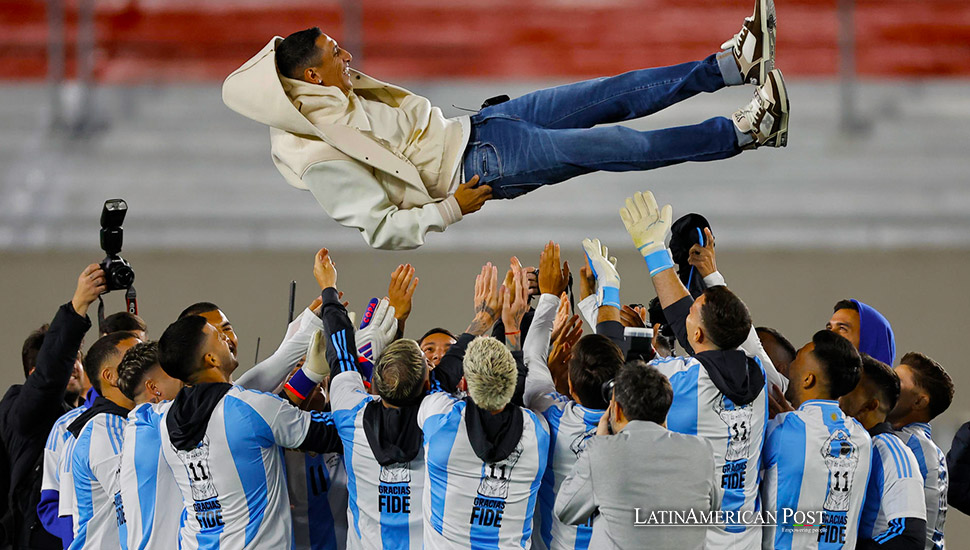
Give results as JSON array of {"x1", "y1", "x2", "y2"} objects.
[
  {"x1": 464, "y1": 398, "x2": 523, "y2": 463},
  {"x1": 167, "y1": 383, "x2": 233, "y2": 451},
  {"x1": 67, "y1": 396, "x2": 131, "y2": 438}
]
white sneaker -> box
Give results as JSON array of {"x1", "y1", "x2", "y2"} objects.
[
  {"x1": 721, "y1": 0, "x2": 776, "y2": 85},
  {"x1": 732, "y1": 68, "x2": 789, "y2": 148}
]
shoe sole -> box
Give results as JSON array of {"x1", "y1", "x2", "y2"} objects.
[
  {"x1": 759, "y1": 0, "x2": 776, "y2": 77},
  {"x1": 768, "y1": 69, "x2": 789, "y2": 147}
]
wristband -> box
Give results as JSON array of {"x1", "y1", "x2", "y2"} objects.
[
  {"x1": 599, "y1": 286, "x2": 621, "y2": 310},
  {"x1": 644, "y1": 249, "x2": 674, "y2": 276},
  {"x1": 284, "y1": 368, "x2": 320, "y2": 401},
  {"x1": 505, "y1": 330, "x2": 520, "y2": 336}
]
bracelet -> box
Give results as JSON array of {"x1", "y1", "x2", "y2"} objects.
[{"x1": 505, "y1": 330, "x2": 521, "y2": 336}]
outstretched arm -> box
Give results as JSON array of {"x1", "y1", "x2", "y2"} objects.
[{"x1": 15, "y1": 264, "x2": 98, "y2": 433}]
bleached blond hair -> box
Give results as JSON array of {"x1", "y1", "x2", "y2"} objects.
[{"x1": 463, "y1": 336, "x2": 517, "y2": 412}]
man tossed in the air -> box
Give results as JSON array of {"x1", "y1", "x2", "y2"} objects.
[{"x1": 224, "y1": 0, "x2": 787, "y2": 249}]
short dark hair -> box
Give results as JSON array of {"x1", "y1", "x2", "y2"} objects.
[
  {"x1": 699, "y1": 286, "x2": 752, "y2": 350},
  {"x1": 117, "y1": 341, "x2": 159, "y2": 401},
  {"x1": 84, "y1": 331, "x2": 140, "y2": 393},
  {"x1": 158, "y1": 316, "x2": 208, "y2": 383},
  {"x1": 568, "y1": 335, "x2": 624, "y2": 410},
  {"x1": 276, "y1": 27, "x2": 324, "y2": 80},
  {"x1": 102, "y1": 312, "x2": 147, "y2": 336},
  {"x1": 419, "y1": 327, "x2": 456, "y2": 345},
  {"x1": 613, "y1": 361, "x2": 672, "y2": 424},
  {"x1": 901, "y1": 351, "x2": 953, "y2": 420},
  {"x1": 756, "y1": 326, "x2": 796, "y2": 361},
  {"x1": 859, "y1": 353, "x2": 900, "y2": 413},
  {"x1": 833, "y1": 299, "x2": 858, "y2": 313},
  {"x1": 810, "y1": 330, "x2": 862, "y2": 398},
  {"x1": 21, "y1": 324, "x2": 50, "y2": 378},
  {"x1": 178, "y1": 302, "x2": 221, "y2": 320}
]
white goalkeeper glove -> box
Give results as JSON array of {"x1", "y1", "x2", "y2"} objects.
[
  {"x1": 582, "y1": 238, "x2": 621, "y2": 310},
  {"x1": 619, "y1": 191, "x2": 675, "y2": 276}
]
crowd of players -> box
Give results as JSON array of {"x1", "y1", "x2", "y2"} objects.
[{"x1": 2, "y1": 190, "x2": 967, "y2": 550}]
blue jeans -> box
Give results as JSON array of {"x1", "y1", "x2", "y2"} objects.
[{"x1": 462, "y1": 53, "x2": 740, "y2": 199}]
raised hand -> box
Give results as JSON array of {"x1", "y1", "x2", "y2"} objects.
[
  {"x1": 468, "y1": 262, "x2": 502, "y2": 335},
  {"x1": 581, "y1": 238, "x2": 621, "y2": 309},
  {"x1": 313, "y1": 248, "x2": 337, "y2": 290},
  {"x1": 620, "y1": 305, "x2": 646, "y2": 328},
  {"x1": 538, "y1": 241, "x2": 570, "y2": 297},
  {"x1": 619, "y1": 191, "x2": 673, "y2": 258},
  {"x1": 551, "y1": 292, "x2": 572, "y2": 343},
  {"x1": 356, "y1": 298, "x2": 397, "y2": 364},
  {"x1": 388, "y1": 264, "x2": 419, "y2": 322},
  {"x1": 72, "y1": 263, "x2": 107, "y2": 317},
  {"x1": 687, "y1": 227, "x2": 717, "y2": 278},
  {"x1": 502, "y1": 267, "x2": 530, "y2": 350}
]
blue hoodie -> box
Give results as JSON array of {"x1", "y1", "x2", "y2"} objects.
[{"x1": 851, "y1": 299, "x2": 896, "y2": 365}]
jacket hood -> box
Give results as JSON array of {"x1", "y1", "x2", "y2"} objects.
[
  {"x1": 464, "y1": 397, "x2": 524, "y2": 463},
  {"x1": 694, "y1": 349, "x2": 766, "y2": 406},
  {"x1": 67, "y1": 396, "x2": 130, "y2": 438},
  {"x1": 166, "y1": 383, "x2": 232, "y2": 451},
  {"x1": 362, "y1": 400, "x2": 423, "y2": 466},
  {"x1": 221, "y1": 37, "x2": 422, "y2": 186},
  {"x1": 851, "y1": 299, "x2": 896, "y2": 366}
]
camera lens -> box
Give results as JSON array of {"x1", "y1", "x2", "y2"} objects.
[{"x1": 110, "y1": 263, "x2": 135, "y2": 289}]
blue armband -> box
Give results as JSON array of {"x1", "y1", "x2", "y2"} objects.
[
  {"x1": 644, "y1": 249, "x2": 674, "y2": 276},
  {"x1": 600, "y1": 286, "x2": 621, "y2": 310},
  {"x1": 284, "y1": 368, "x2": 319, "y2": 401}
]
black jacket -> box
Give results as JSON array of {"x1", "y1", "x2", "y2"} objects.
[
  {"x1": 947, "y1": 421, "x2": 970, "y2": 515},
  {"x1": 0, "y1": 303, "x2": 90, "y2": 549}
]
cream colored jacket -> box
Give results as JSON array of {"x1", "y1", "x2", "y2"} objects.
[{"x1": 223, "y1": 37, "x2": 467, "y2": 250}]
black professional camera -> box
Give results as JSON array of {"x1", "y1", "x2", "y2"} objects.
[{"x1": 99, "y1": 199, "x2": 135, "y2": 292}]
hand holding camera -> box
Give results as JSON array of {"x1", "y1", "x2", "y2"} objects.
[{"x1": 71, "y1": 264, "x2": 107, "y2": 317}]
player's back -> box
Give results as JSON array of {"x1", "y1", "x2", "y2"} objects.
[
  {"x1": 330, "y1": 375, "x2": 426, "y2": 550},
  {"x1": 284, "y1": 434, "x2": 349, "y2": 550},
  {"x1": 67, "y1": 411, "x2": 128, "y2": 550},
  {"x1": 120, "y1": 401, "x2": 183, "y2": 550},
  {"x1": 528, "y1": 392, "x2": 602, "y2": 550},
  {"x1": 651, "y1": 351, "x2": 767, "y2": 548},
  {"x1": 762, "y1": 399, "x2": 872, "y2": 550},
  {"x1": 897, "y1": 422, "x2": 947, "y2": 550},
  {"x1": 859, "y1": 427, "x2": 926, "y2": 543},
  {"x1": 418, "y1": 392, "x2": 549, "y2": 550},
  {"x1": 160, "y1": 383, "x2": 311, "y2": 550}
]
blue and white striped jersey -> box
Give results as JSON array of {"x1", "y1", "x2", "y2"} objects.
[
  {"x1": 285, "y1": 443, "x2": 349, "y2": 549},
  {"x1": 650, "y1": 353, "x2": 767, "y2": 549},
  {"x1": 159, "y1": 386, "x2": 315, "y2": 550},
  {"x1": 859, "y1": 430, "x2": 926, "y2": 543},
  {"x1": 330, "y1": 371, "x2": 425, "y2": 550},
  {"x1": 896, "y1": 423, "x2": 948, "y2": 550},
  {"x1": 119, "y1": 402, "x2": 183, "y2": 550},
  {"x1": 67, "y1": 412, "x2": 129, "y2": 550},
  {"x1": 521, "y1": 293, "x2": 604, "y2": 550},
  {"x1": 43, "y1": 407, "x2": 86, "y2": 494},
  {"x1": 761, "y1": 399, "x2": 872, "y2": 550},
  {"x1": 417, "y1": 392, "x2": 549, "y2": 550}
]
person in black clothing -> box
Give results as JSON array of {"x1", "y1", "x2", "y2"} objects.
[
  {"x1": 0, "y1": 263, "x2": 103, "y2": 549},
  {"x1": 947, "y1": 422, "x2": 970, "y2": 515}
]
